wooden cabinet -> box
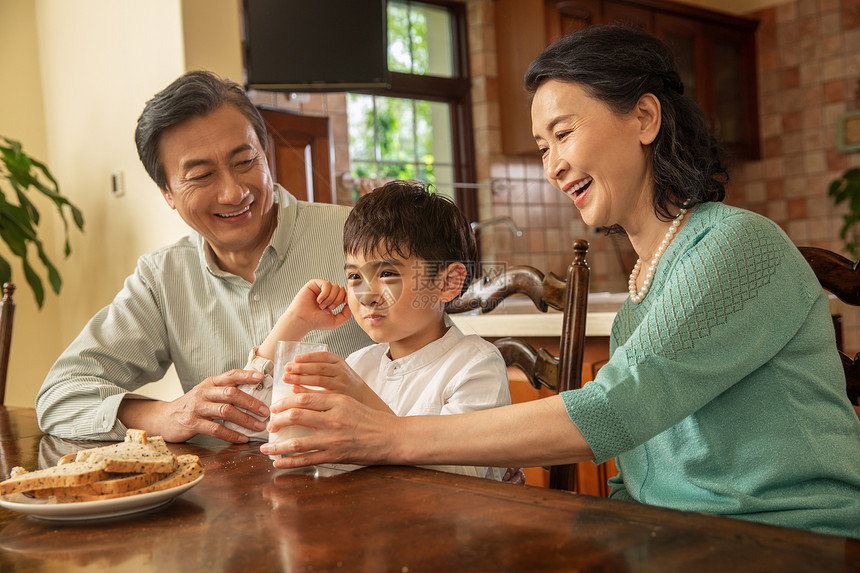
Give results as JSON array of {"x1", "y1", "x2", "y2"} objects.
[
  {"x1": 496, "y1": 0, "x2": 761, "y2": 159},
  {"x1": 653, "y1": 12, "x2": 760, "y2": 159}
]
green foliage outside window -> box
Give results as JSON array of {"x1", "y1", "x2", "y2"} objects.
[
  {"x1": 347, "y1": 0, "x2": 452, "y2": 190},
  {"x1": 388, "y1": 0, "x2": 429, "y2": 75}
]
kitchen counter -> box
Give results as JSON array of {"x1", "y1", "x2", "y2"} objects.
[
  {"x1": 450, "y1": 292, "x2": 626, "y2": 338},
  {"x1": 451, "y1": 292, "x2": 848, "y2": 339}
]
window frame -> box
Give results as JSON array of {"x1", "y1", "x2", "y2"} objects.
[{"x1": 350, "y1": 0, "x2": 476, "y2": 222}]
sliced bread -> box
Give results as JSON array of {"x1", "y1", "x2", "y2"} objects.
[
  {"x1": 29, "y1": 471, "x2": 169, "y2": 498},
  {"x1": 0, "y1": 461, "x2": 110, "y2": 495},
  {"x1": 55, "y1": 455, "x2": 203, "y2": 502},
  {"x1": 76, "y1": 434, "x2": 175, "y2": 474}
]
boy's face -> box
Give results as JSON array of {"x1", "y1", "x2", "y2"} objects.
[{"x1": 345, "y1": 249, "x2": 459, "y2": 360}]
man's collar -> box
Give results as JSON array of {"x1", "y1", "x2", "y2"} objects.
[{"x1": 269, "y1": 184, "x2": 297, "y2": 258}]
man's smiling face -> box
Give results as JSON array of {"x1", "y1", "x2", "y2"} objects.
[{"x1": 158, "y1": 104, "x2": 277, "y2": 266}]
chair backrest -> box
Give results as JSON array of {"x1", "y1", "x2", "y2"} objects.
[
  {"x1": 449, "y1": 240, "x2": 590, "y2": 491},
  {"x1": 0, "y1": 282, "x2": 15, "y2": 405},
  {"x1": 798, "y1": 247, "x2": 860, "y2": 409}
]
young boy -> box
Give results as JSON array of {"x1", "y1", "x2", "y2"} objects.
[{"x1": 230, "y1": 181, "x2": 511, "y2": 479}]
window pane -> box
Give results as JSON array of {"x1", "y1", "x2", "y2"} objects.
[
  {"x1": 347, "y1": 94, "x2": 376, "y2": 162},
  {"x1": 347, "y1": 95, "x2": 453, "y2": 193},
  {"x1": 375, "y1": 96, "x2": 415, "y2": 164},
  {"x1": 415, "y1": 100, "x2": 451, "y2": 162},
  {"x1": 430, "y1": 163, "x2": 455, "y2": 202},
  {"x1": 349, "y1": 2, "x2": 462, "y2": 207},
  {"x1": 351, "y1": 160, "x2": 378, "y2": 179},
  {"x1": 421, "y1": 100, "x2": 453, "y2": 197},
  {"x1": 388, "y1": 0, "x2": 454, "y2": 78},
  {"x1": 387, "y1": 2, "x2": 412, "y2": 73},
  {"x1": 417, "y1": 3, "x2": 453, "y2": 77}
]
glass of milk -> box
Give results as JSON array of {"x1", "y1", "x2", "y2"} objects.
[{"x1": 267, "y1": 340, "x2": 328, "y2": 458}]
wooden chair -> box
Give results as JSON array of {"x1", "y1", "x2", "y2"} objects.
[
  {"x1": 448, "y1": 240, "x2": 590, "y2": 491},
  {"x1": 798, "y1": 247, "x2": 860, "y2": 414},
  {"x1": 0, "y1": 283, "x2": 15, "y2": 406}
]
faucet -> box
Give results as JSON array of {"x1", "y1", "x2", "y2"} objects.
[{"x1": 470, "y1": 216, "x2": 523, "y2": 237}]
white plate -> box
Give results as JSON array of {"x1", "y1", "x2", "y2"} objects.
[{"x1": 0, "y1": 474, "x2": 204, "y2": 522}]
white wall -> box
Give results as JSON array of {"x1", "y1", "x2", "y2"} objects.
[
  {"x1": 1, "y1": 0, "x2": 242, "y2": 407},
  {"x1": 0, "y1": 0, "x2": 56, "y2": 407}
]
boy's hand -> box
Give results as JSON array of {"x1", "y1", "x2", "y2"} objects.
[
  {"x1": 258, "y1": 280, "x2": 351, "y2": 360},
  {"x1": 279, "y1": 352, "x2": 393, "y2": 414},
  {"x1": 287, "y1": 279, "x2": 352, "y2": 332}
]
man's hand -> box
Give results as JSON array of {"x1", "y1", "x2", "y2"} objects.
[{"x1": 118, "y1": 369, "x2": 270, "y2": 443}]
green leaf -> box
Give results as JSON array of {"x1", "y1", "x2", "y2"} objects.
[
  {"x1": 0, "y1": 255, "x2": 12, "y2": 286},
  {"x1": 0, "y1": 225, "x2": 30, "y2": 257},
  {"x1": 35, "y1": 242, "x2": 61, "y2": 294},
  {"x1": 13, "y1": 187, "x2": 41, "y2": 226},
  {"x1": 71, "y1": 205, "x2": 84, "y2": 230},
  {"x1": 21, "y1": 257, "x2": 44, "y2": 308},
  {"x1": 0, "y1": 136, "x2": 85, "y2": 306},
  {"x1": 28, "y1": 156, "x2": 60, "y2": 192}
]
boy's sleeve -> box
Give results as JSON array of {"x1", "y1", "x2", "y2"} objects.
[
  {"x1": 431, "y1": 341, "x2": 510, "y2": 480},
  {"x1": 440, "y1": 345, "x2": 511, "y2": 415}
]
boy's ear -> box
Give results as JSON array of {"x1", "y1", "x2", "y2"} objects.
[{"x1": 438, "y1": 262, "x2": 467, "y2": 304}]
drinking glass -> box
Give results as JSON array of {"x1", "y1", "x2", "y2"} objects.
[{"x1": 268, "y1": 340, "x2": 327, "y2": 458}]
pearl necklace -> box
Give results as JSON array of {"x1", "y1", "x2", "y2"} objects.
[{"x1": 628, "y1": 208, "x2": 687, "y2": 304}]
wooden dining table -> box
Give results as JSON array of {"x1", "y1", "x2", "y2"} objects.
[{"x1": 0, "y1": 406, "x2": 857, "y2": 572}]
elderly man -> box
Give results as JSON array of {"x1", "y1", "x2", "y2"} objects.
[{"x1": 36, "y1": 71, "x2": 370, "y2": 443}]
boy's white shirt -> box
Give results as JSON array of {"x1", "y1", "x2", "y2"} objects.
[{"x1": 225, "y1": 319, "x2": 511, "y2": 480}]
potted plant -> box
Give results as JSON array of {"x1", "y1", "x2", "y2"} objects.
[
  {"x1": 828, "y1": 167, "x2": 860, "y2": 258},
  {"x1": 0, "y1": 137, "x2": 84, "y2": 307}
]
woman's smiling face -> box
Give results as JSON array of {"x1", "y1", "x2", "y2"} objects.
[{"x1": 531, "y1": 79, "x2": 657, "y2": 231}]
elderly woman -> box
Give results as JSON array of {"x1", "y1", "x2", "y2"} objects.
[{"x1": 261, "y1": 25, "x2": 860, "y2": 538}]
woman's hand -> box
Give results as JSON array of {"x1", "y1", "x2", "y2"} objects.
[
  {"x1": 282, "y1": 352, "x2": 393, "y2": 413},
  {"x1": 260, "y1": 392, "x2": 594, "y2": 471},
  {"x1": 261, "y1": 391, "x2": 400, "y2": 468}
]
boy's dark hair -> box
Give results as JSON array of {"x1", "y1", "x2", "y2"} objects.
[
  {"x1": 525, "y1": 24, "x2": 727, "y2": 225},
  {"x1": 344, "y1": 180, "x2": 478, "y2": 299}
]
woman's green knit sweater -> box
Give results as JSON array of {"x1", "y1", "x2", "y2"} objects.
[{"x1": 562, "y1": 202, "x2": 860, "y2": 538}]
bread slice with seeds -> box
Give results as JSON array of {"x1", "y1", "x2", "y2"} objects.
[
  {"x1": 54, "y1": 455, "x2": 203, "y2": 502},
  {"x1": 75, "y1": 430, "x2": 176, "y2": 474},
  {"x1": 0, "y1": 461, "x2": 110, "y2": 495},
  {"x1": 29, "y1": 471, "x2": 169, "y2": 498}
]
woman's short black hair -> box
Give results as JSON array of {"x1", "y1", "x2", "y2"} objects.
[
  {"x1": 135, "y1": 70, "x2": 268, "y2": 191},
  {"x1": 343, "y1": 180, "x2": 478, "y2": 298},
  {"x1": 525, "y1": 24, "x2": 727, "y2": 223}
]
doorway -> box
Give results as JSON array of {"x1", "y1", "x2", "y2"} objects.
[{"x1": 258, "y1": 107, "x2": 335, "y2": 203}]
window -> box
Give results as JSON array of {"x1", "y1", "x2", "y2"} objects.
[{"x1": 347, "y1": 0, "x2": 474, "y2": 219}]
